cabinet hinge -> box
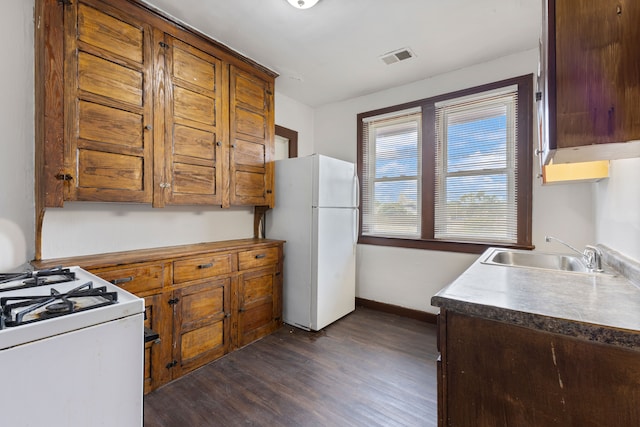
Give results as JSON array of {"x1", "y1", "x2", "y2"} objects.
[
  {"x1": 165, "y1": 360, "x2": 178, "y2": 369},
  {"x1": 57, "y1": 0, "x2": 72, "y2": 6},
  {"x1": 159, "y1": 42, "x2": 169, "y2": 49},
  {"x1": 168, "y1": 298, "x2": 180, "y2": 305},
  {"x1": 55, "y1": 173, "x2": 73, "y2": 181},
  {"x1": 535, "y1": 91, "x2": 542, "y2": 102}
]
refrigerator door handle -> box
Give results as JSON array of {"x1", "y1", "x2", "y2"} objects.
[
  {"x1": 353, "y1": 174, "x2": 360, "y2": 208},
  {"x1": 353, "y1": 208, "x2": 359, "y2": 245}
]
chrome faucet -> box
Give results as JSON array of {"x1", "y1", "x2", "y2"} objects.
[{"x1": 545, "y1": 236, "x2": 603, "y2": 272}]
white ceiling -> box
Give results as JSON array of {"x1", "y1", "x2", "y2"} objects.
[{"x1": 143, "y1": 0, "x2": 542, "y2": 108}]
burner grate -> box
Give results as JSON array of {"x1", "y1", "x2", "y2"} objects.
[
  {"x1": 0, "y1": 267, "x2": 76, "y2": 292},
  {"x1": 0, "y1": 281, "x2": 118, "y2": 328}
]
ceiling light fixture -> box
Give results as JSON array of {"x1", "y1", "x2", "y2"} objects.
[{"x1": 286, "y1": 0, "x2": 320, "y2": 9}]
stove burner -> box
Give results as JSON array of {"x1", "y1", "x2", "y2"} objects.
[
  {"x1": 0, "y1": 281, "x2": 118, "y2": 328},
  {"x1": 0, "y1": 267, "x2": 77, "y2": 292},
  {"x1": 44, "y1": 300, "x2": 76, "y2": 315}
]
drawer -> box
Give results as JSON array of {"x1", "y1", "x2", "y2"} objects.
[
  {"x1": 93, "y1": 264, "x2": 165, "y2": 295},
  {"x1": 238, "y1": 247, "x2": 279, "y2": 271},
  {"x1": 173, "y1": 253, "x2": 232, "y2": 283}
]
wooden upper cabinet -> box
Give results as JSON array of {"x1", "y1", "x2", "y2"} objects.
[
  {"x1": 37, "y1": 0, "x2": 276, "y2": 208},
  {"x1": 63, "y1": 0, "x2": 153, "y2": 202},
  {"x1": 229, "y1": 66, "x2": 275, "y2": 207},
  {"x1": 157, "y1": 35, "x2": 226, "y2": 206},
  {"x1": 541, "y1": 0, "x2": 640, "y2": 164}
]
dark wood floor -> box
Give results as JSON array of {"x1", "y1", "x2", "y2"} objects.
[{"x1": 144, "y1": 307, "x2": 438, "y2": 427}]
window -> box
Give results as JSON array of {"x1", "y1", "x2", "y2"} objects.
[{"x1": 357, "y1": 75, "x2": 533, "y2": 254}]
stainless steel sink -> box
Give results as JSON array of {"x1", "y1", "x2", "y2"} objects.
[{"x1": 481, "y1": 248, "x2": 611, "y2": 274}]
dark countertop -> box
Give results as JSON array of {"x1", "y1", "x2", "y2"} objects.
[{"x1": 431, "y1": 245, "x2": 640, "y2": 349}]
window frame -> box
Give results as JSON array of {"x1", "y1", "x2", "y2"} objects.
[{"x1": 356, "y1": 74, "x2": 534, "y2": 255}]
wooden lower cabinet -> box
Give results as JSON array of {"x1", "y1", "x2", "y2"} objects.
[
  {"x1": 37, "y1": 239, "x2": 283, "y2": 394},
  {"x1": 238, "y1": 266, "x2": 279, "y2": 347},
  {"x1": 172, "y1": 277, "x2": 231, "y2": 377},
  {"x1": 437, "y1": 309, "x2": 640, "y2": 426}
]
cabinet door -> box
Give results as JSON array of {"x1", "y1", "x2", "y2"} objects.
[
  {"x1": 159, "y1": 35, "x2": 225, "y2": 206},
  {"x1": 229, "y1": 66, "x2": 275, "y2": 207},
  {"x1": 172, "y1": 277, "x2": 231, "y2": 376},
  {"x1": 237, "y1": 267, "x2": 278, "y2": 347},
  {"x1": 142, "y1": 292, "x2": 172, "y2": 394},
  {"x1": 63, "y1": 0, "x2": 153, "y2": 202},
  {"x1": 555, "y1": 0, "x2": 640, "y2": 147}
]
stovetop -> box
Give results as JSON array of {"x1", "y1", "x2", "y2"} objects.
[
  {"x1": 0, "y1": 266, "x2": 77, "y2": 292},
  {"x1": 0, "y1": 266, "x2": 144, "y2": 350}
]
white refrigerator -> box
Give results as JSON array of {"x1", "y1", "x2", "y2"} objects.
[{"x1": 266, "y1": 154, "x2": 357, "y2": 331}]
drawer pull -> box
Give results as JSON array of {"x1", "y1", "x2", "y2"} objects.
[
  {"x1": 110, "y1": 276, "x2": 134, "y2": 285},
  {"x1": 198, "y1": 263, "x2": 214, "y2": 269},
  {"x1": 255, "y1": 254, "x2": 266, "y2": 259}
]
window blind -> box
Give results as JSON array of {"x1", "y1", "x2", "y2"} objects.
[
  {"x1": 434, "y1": 89, "x2": 518, "y2": 243},
  {"x1": 361, "y1": 108, "x2": 422, "y2": 238}
]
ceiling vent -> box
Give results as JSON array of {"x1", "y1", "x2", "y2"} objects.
[{"x1": 380, "y1": 47, "x2": 416, "y2": 65}]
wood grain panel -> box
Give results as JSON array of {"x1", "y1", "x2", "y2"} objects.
[
  {"x1": 238, "y1": 301, "x2": 272, "y2": 345},
  {"x1": 443, "y1": 312, "x2": 640, "y2": 426},
  {"x1": 79, "y1": 101, "x2": 143, "y2": 148},
  {"x1": 172, "y1": 163, "x2": 215, "y2": 195},
  {"x1": 77, "y1": 149, "x2": 144, "y2": 190},
  {"x1": 174, "y1": 278, "x2": 230, "y2": 375},
  {"x1": 233, "y1": 71, "x2": 266, "y2": 111},
  {"x1": 241, "y1": 273, "x2": 273, "y2": 307},
  {"x1": 78, "y1": 3, "x2": 143, "y2": 64},
  {"x1": 173, "y1": 86, "x2": 215, "y2": 126},
  {"x1": 173, "y1": 254, "x2": 232, "y2": 283},
  {"x1": 181, "y1": 286, "x2": 224, "y2": 325},
  {"x1": 78, "y1": 52, "x2": 143, "y2": 106},
  {"x1": 180, "y1": 322, "x2": 224, "y2": 361},
  {"x1": 172, "y1": 44, "x2": 216, "y2": 91},
  {"x1": 229, "y1": 65, "x2": 273, "y2": 206},
  {"x1": 173, "y1": 125, "x2": 215, "y2": 160},
  {"x1": 555, "y1": 0, "x2": 640, "y2": 147},
  {"x1": 238, "y1": 247, "x2": 278, "y2": 270},
  {"x1": 233, "y1": 171, "x2": 265, "y2": 198},
  {"x1": 233, "y1": 139, "x2": 265, "y2": 169},
  {"x1": 235, "y1": 107, "x2": 265, "y2": 139},
  {"x1": 92, "y1": 263, "x2": 165, "y2": 294}
]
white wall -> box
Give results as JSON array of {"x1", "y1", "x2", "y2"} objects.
[
  {"x1": 314, "y1": 49, "x2": 596, "y2": 313},
  {"x1": 274, "y1": 92, "x2": 315, "y2": 156},
  {"x1": 0, "y1": 1, "x2": 34, "y2": 270},
  {"x1": 595, "y1": 158, "x2": 640, "y2": 261}
]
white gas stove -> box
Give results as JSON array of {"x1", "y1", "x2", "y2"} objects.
[{"x1": 0, "y1": 266, "x2": 145, "y2": 427}]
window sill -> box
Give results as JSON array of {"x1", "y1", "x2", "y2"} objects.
[{"x1": 357, "y1": 235, "x2": 534, "y2": 255}]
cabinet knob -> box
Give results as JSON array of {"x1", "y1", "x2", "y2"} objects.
[
  {"x1": 198, "y1": 263, "x2": 214, "y2": 269},
  {"x1": 231, "y1": 144, "x2": 236, "y2": 149},
  {"x1": 216, "y1": 141, "x2": 222, "y2": 146},
  {"x1": 145, "y1": 124, "x2": 152, "y2": 130}
]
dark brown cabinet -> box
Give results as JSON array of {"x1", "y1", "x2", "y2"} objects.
[
  {"x1": 539, "y1": 0, "x2": 640, "y2": 164},
  {"x1": 33, "y1": 239, "x2": 284, "y2": 394},
  {"x1": 437, "y1": 309, "x2": 640, "y2": 426},
  {"x1": 36, "y1": 0, "x2": 276, "y2": 209}
]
